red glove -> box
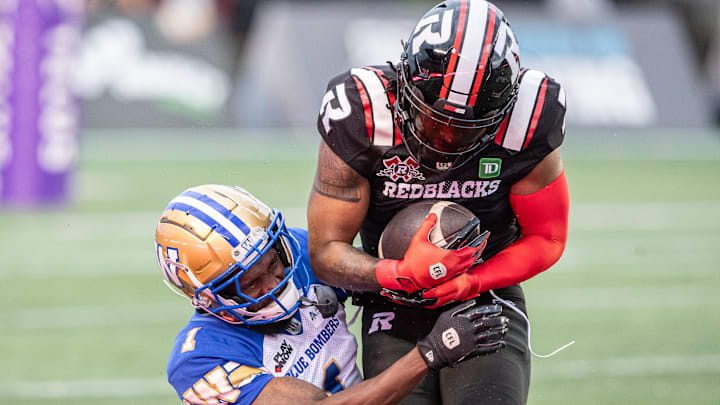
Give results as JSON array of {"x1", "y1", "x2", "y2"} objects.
[
  {"x1": 375, "y1": 213, "x2": 482, "y2": 293},
  {"x1": 422, "y1": 272, "x2": 482, "y2": 309}
]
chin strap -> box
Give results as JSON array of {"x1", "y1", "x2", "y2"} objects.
[{"x1": 300, "y1": 285, "x2": 339, "y2": 318}]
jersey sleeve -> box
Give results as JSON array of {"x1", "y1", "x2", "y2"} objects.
[
  {"x1": 167, "y1": 317, "x2": 275, "y2": 405},
  {"x1": 169, "y1": 357, "x2": 273, "y2": 405},
  {"x1": 494, "y1": 69, "x2": 567, "y2": 181},
  {"x1": 316, "y1": 69, "x2": 381, "y2": 178},
  {"x1": 523, "y1": 74, "x2": 566, "y2": 161}
]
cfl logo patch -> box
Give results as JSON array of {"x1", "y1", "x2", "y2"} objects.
[
  {"x1": 442, "y1": 328, "x2": 460, "y2": 349},
  {"x1": 429, "y1": 263, "x2": 447, "y2": 280}
]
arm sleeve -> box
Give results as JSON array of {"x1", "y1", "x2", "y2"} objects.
[{"x1": 473, "y1": 170, "x2": 569, "y2": 292}]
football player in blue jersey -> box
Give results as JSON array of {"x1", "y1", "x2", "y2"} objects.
[
  {"x1": 155, "y1": 184, "x2": 509, "y2": 404},
  {"x1": 308, "y1": 0, "x2": 570, "y2": 404}
]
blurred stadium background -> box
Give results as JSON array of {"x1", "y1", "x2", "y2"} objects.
[{"x1": 1, "y1": 0, "x2": 719, "y2": 404}]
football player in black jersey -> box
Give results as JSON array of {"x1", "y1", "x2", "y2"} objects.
[{"x1": 307, "y1": 1, "x2": 570, "y2": 404}]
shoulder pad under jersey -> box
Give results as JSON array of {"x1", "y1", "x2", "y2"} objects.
[
  {"x1": 316, "y1": 65, "x2": 402, "y2": 178},
  {"x1": 493, "y1": 69, "x2": 566, "y2": 154}
]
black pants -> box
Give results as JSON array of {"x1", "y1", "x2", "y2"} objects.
[{"x1": 359, "y1": 285, "x2": 531, "y2": 405}]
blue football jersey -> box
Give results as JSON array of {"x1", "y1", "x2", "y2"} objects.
[{"x1": 166, "y1": 228, "x2": 362, "y2": 404}]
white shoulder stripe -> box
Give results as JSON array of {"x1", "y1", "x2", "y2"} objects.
[
  {"x1": 502, "y1": 70, "x2": 546, "y2": 151},
  {"x1": 350, "y1": 68, "x2": 394, "y2": 146},
  {"x1": 447, "y1": 1, "x2": 489, "y2": 106}
]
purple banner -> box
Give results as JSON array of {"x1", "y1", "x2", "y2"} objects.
[{"x1": 0, "y1": 0, "x2": 83, "y2": 206}]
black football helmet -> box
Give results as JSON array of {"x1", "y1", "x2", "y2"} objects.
[{"x1": 395, "y1": 0, "x2": 521, "y2": 172}]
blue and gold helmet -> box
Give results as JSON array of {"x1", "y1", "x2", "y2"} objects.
[{"x1": 154, "y1": 184, "x2": 308, "y2": 325}]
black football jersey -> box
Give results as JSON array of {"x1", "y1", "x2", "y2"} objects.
[{"x1": 317, "y1": 64, "x2": 566, "y2": 260}]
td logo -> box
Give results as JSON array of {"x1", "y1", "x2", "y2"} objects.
[{"x1": 478, "y1": 158, "x2": 502, "y2": 179}]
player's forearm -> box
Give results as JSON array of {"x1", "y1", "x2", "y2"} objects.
[
  {"x1": 310, "y1": 240, "x2": 381, "y2": 291},
  {"x1": 319, "y1": 348, "x2": 428, "y2": 405},
  {"x1": 308, "y1": 141, "x2": 376, "y2": 291}
]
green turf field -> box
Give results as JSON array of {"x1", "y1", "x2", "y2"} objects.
[{"x1": 1, "y1": 128, "x2": 719, "y2": 404}]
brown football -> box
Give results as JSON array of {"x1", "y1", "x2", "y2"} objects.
[{"x1": 378, "y1": 200, "x2": 480, "y2": 260}]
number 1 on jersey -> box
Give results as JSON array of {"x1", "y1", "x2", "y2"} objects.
[{"x1": 181, "y1": 327, "x2": 202, "y2": 353}]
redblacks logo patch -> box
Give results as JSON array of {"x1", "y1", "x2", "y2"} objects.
[{"x1": 377, "y1": 155, "x2": 425, "y2": 182}]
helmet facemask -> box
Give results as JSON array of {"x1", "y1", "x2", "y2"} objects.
[
  {"x1": 199, "y1": 209, "x2": 306, "y2": 325},
  {"x1": 396, "y1": 66, "x2": 515, "y2": 172}
]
